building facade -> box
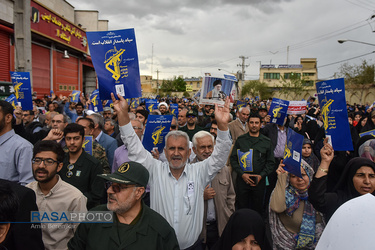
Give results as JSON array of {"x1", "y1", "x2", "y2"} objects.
[{"x1": 0, "y1": 0, "x2": 108, "y2": 99}]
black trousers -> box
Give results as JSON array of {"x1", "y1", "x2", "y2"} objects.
[
  {"x1": 235, "y1": 176, "x2": 266, "y2": 215},
  {"x1": 203, "y1": 221, "x2": 219, "y2": 249}
]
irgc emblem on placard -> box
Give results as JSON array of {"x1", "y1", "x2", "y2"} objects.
[
  {"x1": 237, "y1": 149, "x2": 253, "y2": 172},
  {"x1": 152, "y1": 125, "x2": 166, "y2": 146}
]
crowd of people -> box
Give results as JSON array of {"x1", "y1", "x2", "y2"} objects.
[{"x1": 0, "y1": 92, "x2": 375, "y2": 250}]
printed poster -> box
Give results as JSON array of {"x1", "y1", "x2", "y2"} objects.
[
  {"x1": 359, "y1": 129, "x2": 375, "y2": 138},
  {"x1": 71, "y1": 90, "x2": 81, "y2": 103},
  {"x1": 237, "y1": 149, "x2": 253, "y2": 172},
  {"x1": 145, "y1": 99, "x2": 158, "y2": 113},
  {"x1": 86, "y1": 28, "x2": 142, "y2": 100},
  {"x1": 88, "y1": 89, "x2": 103, "y2": 112},
  {"x1": 316, "y1": 78, "x2": 353, "y2": 151},
  {"x1": 200, "y1": 73, "x2": 237, "y2": 107},
  {"x1": 83, "y1": 136, "x2": 93, "y2": 155},
  {"x1": 10, "y1": 71, "x2": 33, "y2": 110},
  {"x1": 283, "y1": 128, "x2": 303, "y2": 178},
  {"x1": 5, "y1": 94, "x2": 17, "y2": 109},
  {"x1": 142, "y1": 115, "x2": 173, "y2": 153},
  {"x1": 287, "y1": 100, "x2": 307, "y2": 115},
  {"x1": 170, "y1": 103, "x2": 179, "y2": 117},
  {"x1": 268, "y1": 98, "x2": 289, "y2": 125}
]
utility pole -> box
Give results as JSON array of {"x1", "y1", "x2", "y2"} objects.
[
  {"x1": 14, "y1": 0, "x2": 32, "y2": 83},
  {"x1": 237, "y1": 56, "x2": 249, "y2": 88},
  {"x1": 156, "y1": 69, "x2": 160, "y2": 95}
]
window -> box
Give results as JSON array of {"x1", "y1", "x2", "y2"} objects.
[
  {"x1": 284, "y1": 73, "x2": 301, "y2": 79},
  {"x1": 264, "y1": 73, "x2": 280, "y2": 79},
  {"x1": 303, "y1": 81, "x2": 314, "y2": 86},
  {"x1": 303, "y1": 73, "x2": 315, "y2": 76}
]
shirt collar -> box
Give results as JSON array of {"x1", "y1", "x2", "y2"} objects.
[
  {"x1": 96, "y1": 130, "x2": 103, "y2": 142},
  {"x1": 0, "y1": 129, "x2": 15, "y2": 146}
]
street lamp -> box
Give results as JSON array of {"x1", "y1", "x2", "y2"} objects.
[{"x1": 337, "y1": 39, "x2": 375, "y2": 47}]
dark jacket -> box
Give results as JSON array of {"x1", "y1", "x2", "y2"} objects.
[{"x1": 68, "y1": 203, "x2": 180, "y2": 250}]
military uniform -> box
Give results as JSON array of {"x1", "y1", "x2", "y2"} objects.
[
  {"x1": 230, "y1": 132, "x2": 275, "y2": 214},
  {"x1": 68, "y1": 203, "x2": 180, "y2": 250}
]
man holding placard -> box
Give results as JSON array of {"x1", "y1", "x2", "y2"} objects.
[
  {"x1": 112, "y1": 93, "x2": 232, "y2": 250},
  {"x1": 230, "y1": 113, "x2": 275, "y2": 215}
]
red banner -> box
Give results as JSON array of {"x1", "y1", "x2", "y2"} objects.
[{"x1": 30, "y1": 0, "x2": 88, "y2": 53}]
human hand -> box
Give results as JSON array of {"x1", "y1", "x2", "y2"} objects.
[{"x1": 204, "y1": 185, "x2": 216, "y2": 200}]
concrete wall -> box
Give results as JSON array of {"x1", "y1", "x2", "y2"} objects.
[
  {"x1": 74, "y1": 10, "x2": 98, "y2": 31},
  {"x1": 0, "y1": 0, "x2": 14, "y2": 24},
  {"x1": 97, "y1": 19, "x2": 108, "y2": 31},
  {"x1": 37, "y1": 0, "x2": 75, "y2": 23}
]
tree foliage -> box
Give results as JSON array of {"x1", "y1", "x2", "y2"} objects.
[
  {"x1": 277, "y1": 74, "x2": 306, "y2": 100},
  {"x1": 241, "y1": 80, "x2": 273, "y2": 100},
  {"x1": 159, "y1": 77, "x2": 186, "y2": 93},
  {"x1": 337, "y1": 59, "x2": 374, "y2": 102}
]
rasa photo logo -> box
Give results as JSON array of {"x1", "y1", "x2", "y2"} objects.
[{"x1": 31, "y1": 211, "x2": 113, "y2": 223}]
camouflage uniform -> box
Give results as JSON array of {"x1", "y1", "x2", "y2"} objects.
[{"x1": 64, "y1": 141, "x2": 110, "y2": 174}]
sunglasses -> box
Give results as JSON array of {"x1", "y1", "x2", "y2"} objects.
[
  {"x1": 105, "y1": 181, "x2": 139, "y2": 193},
  {"x1": 187, "y1": 115, "x2": 196, "y2": 118}
]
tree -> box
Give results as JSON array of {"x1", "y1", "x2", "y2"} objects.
[
  {"x1": 241, "y1": 80, "x2": 273, "y2": 100},
  {"x1": 277, "y1": 74, "x2": 306, "y2": 100},
  {"x1": 337, "y1": 59, "x2": 374, "y2": 103},
  {"x1": 159, "y1": 77, "x2": 186, "y2": 94}
]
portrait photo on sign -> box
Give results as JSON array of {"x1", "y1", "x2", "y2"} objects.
[{"x1": 200, "y1": 73, "x2": 237, "y2": 106}]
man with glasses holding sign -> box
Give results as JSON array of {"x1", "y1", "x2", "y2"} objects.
[
  {"x1": 59, "y1": 123, "x2": 105, "y2": 209},
  {"x1": 111, "y1": 93, "x2": 232, "y2": 250}
]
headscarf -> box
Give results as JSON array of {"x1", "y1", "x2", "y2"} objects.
[
  {"x1": 302, "y1": 138, "x2": 320, "y2": 173},
  {"x1": 212, "y1": 209, "x2": 270, "y2": 250},
  {"x1": 269, "y1": 160, "x2": 324, "y2": 249},
  {"x1": 333, "y1": 157, "x2": 375, "y2": 199}
]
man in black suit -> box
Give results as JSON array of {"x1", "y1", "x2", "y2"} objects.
[{"x1": 1, "y1": 179, "x2": 44, "y2": 250}]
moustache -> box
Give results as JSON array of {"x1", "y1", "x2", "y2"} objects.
[{"x1": 35, "y1": 169, "x2": 48, "y2": 174}]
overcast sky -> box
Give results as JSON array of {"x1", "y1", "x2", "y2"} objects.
[{"x1": 68, "y1": 0, "x2": 375, "y2": 81}]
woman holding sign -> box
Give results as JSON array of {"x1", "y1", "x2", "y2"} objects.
[
  {"x1": 309, "y1": 138, "x2": 375, "y2": 222},
  {"x1": 269, "y1": 160, "x2": 325, "y2": 249}
]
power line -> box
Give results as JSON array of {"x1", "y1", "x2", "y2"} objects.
[{"x1": 318, "y1": 51, "x2": 375, "y2": 68}]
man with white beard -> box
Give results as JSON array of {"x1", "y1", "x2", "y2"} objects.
[{"x1": 111, "y1": 93, "x2": 232, "y2": 250}]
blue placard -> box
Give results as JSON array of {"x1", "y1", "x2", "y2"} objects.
[
  {"x1": 170, "y1": 103, "x2": 179, "y2": 117},
  {"x1": 10, "y1": 71, "x2": 33, "y2": 110},
  {"x1": 142, "y1": 115, "x2": 173, "y2": 153},
  {"x1": 88, "y1": 89, "x2": 103, "y2": 112},
  {"x1": 5, "y1": 94, "x2": 17, "y2": 109},
  {"x1": 104, "y1": 99, "x2": 113, "y2": 108},
  {"x1": 83, "y1": 136, "x2": 93, "y2": 155},
  {"x1": 283, "y1": 128, "x2": 303, "y2": 178},
  {"x1": 86, "y1": 29, "x2": 142, "y2": 100},
  {"x1": 268, "y1": 98, "x2": 289, "y2": 125},
  {"x1": 49, "y1": 90, "x2": 54, "y2": 98},
  {"x1": 131, "y1": 99, "x2": 139, "y2": 108},
  {"x1": 359, "y1": 129, "x2": 375, "y2": 138},
  {"x1": 237, "y1": 149, "x2": 253, "y2": 172},
  {"x1": 316, "y1": 78, "x2": 353, "y2": 151},
  {"x1": 71, "y1": 90, "x2": 81, "y2": 103},
  {"x1": 236, "y1": 100, "x2": 247, "y2": 110},
  {"x1": 145, "y1": 99, "x2": 158, "y2": 113}
]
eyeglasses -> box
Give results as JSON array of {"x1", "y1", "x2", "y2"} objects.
[
  {"x1": 187, "y1": 115, "x2": 196, "y2": 118},
  {"x1": 32, "y1": 157, "x2": 59, "y2": 167},
  {"x1": 105, "y1": 181, "x2": 138, "y2": 193},
  {"x1": 133, "y1": 126, "x2": 142, "y2": 130}
]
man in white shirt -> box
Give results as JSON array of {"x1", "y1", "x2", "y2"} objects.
[
  {"x1": 27, "y1": 140, "x2": 87, "y2": 250},
  {"x1": 111, "y1": 93, "x2": 232, "y2": 250}
]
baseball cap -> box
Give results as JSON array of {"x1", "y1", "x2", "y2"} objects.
[
  {"x1": 99, "y1": 161, "x2": 149, "y2": 188},
  {"x1": 186, "y1": 109, "x2": 197, "y2": 117}
]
